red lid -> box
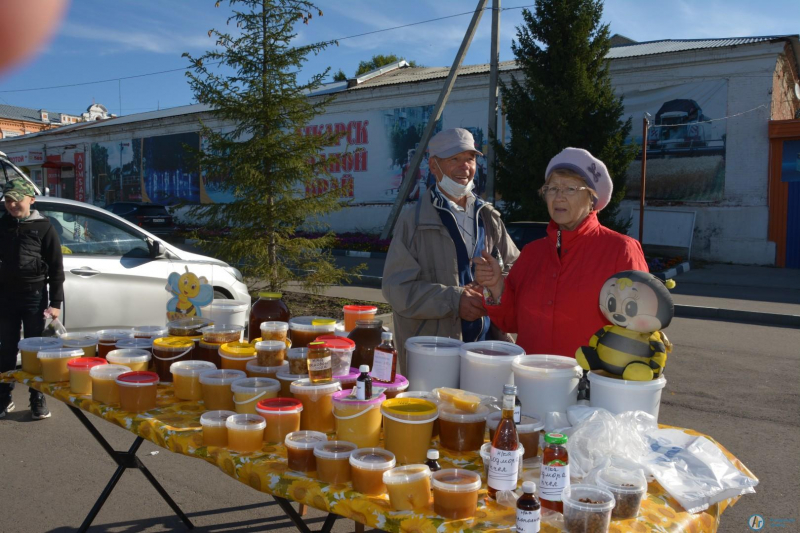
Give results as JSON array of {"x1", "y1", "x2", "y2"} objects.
[
  {"x1": 308, "y1": 341, "x2": 330, "y2": 349},
  {"x1": 116, "y1": 371, "x2": 159, "y2": 384},
  {"x1": 343, "y1": 305, "x2": 378, "y2": 312},
  {"x1": 67, "y1": 357, "x2": 107, "y2": 369},
  {"x1": 256, "y1": 397, "x2": 303, "y2": 412},
  {"x1": 315, "y1": 335, "x2": 355, "y2": 349}
]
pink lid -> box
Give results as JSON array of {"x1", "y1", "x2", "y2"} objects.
[
  {"x1": 332, "y1": 389, "x2": 386, "y2": 406},
  {"x1": 371, "y1": 373, "x2": 409, "y2": 391},
  {"x1": 334, "y1": 367, "x2": 360, "y2": 380},
  {"x1": 67, "y1": 357, "x2": 107, "y2": 370}
]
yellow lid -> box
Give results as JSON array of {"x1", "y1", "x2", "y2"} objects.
[
  {"x1": 220, "y1": 341, "x2": 256, "y2": 358},
  {"x1": 258, "y1": 291, "x2": 283, "y2": 298},
  {"x1": 381, "y1": 398, "x2": 438, "y2": 421},
  {"x1": 152, "y1": 337, "x2": 195, "y2": 351},
  {"x1": 311, "y1": 319, "x2": 336, "y2": 326}
]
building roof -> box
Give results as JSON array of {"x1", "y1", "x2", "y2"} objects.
[
  {"x1": 351, "y1": 61, "x2": 519, "y2": 90},
  {"x1": 0, "y1": 103, "x2": 66, "y2": 124},
  {"x1": 606, "y1": 35, "x2": 796, "y2": 59}
]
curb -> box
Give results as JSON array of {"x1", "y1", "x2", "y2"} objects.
[
  {"x1": 653, "y1": 261, "x2": 690, "y2": 281},
  {"x1": 332, "y1": 249, "x2": 387, "y2": 259},
  {"x1": 674, "y1": 304, "x2": 800, "y2": 328}
]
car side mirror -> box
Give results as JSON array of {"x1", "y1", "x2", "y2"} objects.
[{"x1": 151, "y1": 240, "x2": 167, "y2": 258}]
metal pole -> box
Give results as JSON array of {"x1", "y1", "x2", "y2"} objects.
[
  {"x1": 484, "y1": 0, "x2": 500, "y2": 203},
  {"x1": 380, "y1": 0, "x2": 490, "y2": 240},
  {"x1": 639, "y1": 113, "x2": 650, "y2": 244}
]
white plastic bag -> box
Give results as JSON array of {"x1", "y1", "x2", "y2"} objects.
[{"x1": 43, "y1": 316, "x2": 67, "y2": 338}]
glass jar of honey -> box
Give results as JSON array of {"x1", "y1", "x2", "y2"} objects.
[
  {"x1": 347, "y1": 319, "x2": 384, "y2": 370},
  {"x1": 249, "y1": 292, "x2": 290, "y2": 342},
  {"x1": 383, "y1": 465, "x2": 432, "y2": 511},
  {"x1": 349, "y1": 448, "x2": 396, "y2": 496},
  {"x1": 313, "y1": 440, "x2": 357, "y2": 484},
  {"x1": 200, "y1": 410, "x2": 236, "y2": 447},
  {"x1": 284, "y1": 430, "x2": 327, "y2": 472},
  {"x1": 170, "y1": 360, "x2": 217, "y2": 400},
  {"x1": 306, "y1": 341, "x2": 333, "y2": 383}
]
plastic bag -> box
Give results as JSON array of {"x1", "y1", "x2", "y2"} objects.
[
  {"x1": 642, "y1": 428, "x2": 758, "y2": 514},
  {"x1": 42, "y1": 316, "x2": 67, "y2": 338}
]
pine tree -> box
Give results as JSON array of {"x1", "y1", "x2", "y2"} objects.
[
  {"x1": 183, "y1": 0, "x2": 361, "y2": 293},
  {"x1": 494, "y1": 0, "x2": 636, "y2": 231}
]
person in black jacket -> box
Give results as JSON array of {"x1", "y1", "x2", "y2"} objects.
[{"x1": 0, "y1": 179, "x2": 64, "y2": 419}]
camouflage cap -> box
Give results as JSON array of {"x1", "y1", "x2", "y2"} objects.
[{"x1": 2, "y1": 179, "x2": 37, "y2": 201}]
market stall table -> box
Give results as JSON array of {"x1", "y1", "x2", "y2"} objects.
[{"x1": 2, "y1": 370, "x2": 756, "y2": 533}]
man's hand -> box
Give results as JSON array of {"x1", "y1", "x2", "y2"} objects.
[
  {"x1": 459, "y1": 285, "x2": 486, "y2": 321},
  {"x1": 45, "y1": 307, "x2": 60, "y2": 319},
  {"x1": 473, "y1": 249, "x2": 504, "y2": 300}
]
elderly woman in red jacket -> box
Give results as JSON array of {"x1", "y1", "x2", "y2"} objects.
[{"x1": 474, "y1": 147, "x2": 648, "y2": 358}]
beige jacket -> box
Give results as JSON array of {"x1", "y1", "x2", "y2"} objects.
[{"x1": 382, "y1": 188, "x2": 519, "y2": 373}]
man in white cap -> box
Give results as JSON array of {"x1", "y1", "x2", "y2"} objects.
[{"x1": 382, "y1": 128, "x2": 519, "y2": 374}]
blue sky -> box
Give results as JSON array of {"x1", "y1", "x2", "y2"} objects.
[{"x1": 1, "y1": 0, "x2": 798, "y2": 117}]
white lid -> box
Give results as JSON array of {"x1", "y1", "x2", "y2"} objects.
[
  {"x1": 18, "y1": 337, "x2": 62, "y2": 351},
  {"x1": 313, "y1": 440, "x2": 357, "y2": 460},
  {"x1": 204, "y1": 299, "x2": 250, "y2": 312},
  {"x1": 37, "y1": 347, "x2": 84, "y2": 359},
  {"x1": 596, "y1": 466, "x2": 647, "y2": 494},
  {"x1": 96, "y1": 329, "x2": 135, "y2": 342},
  {"x1": 522, "y1": 481, "x2": 537, "y2": 494},
  {"x1": 133, "y1": 326, "x2": 168, "y2": 337},
  {"x1": 431, "y1": 468, "x2": 482, "y2": 493},
  {"x1": 427, "y1": 449, "x2": 439, "y2": 460},
  {"x1": 276, "y1": 370, "x2": 308, "y2": 382},
  {"x1": 90, "y1": 364, "x2": 131, "y2": 379},
  {"x1": 288, "y1": 316, "x2": 337, "y2": 332},
  {"x1": 200, "y1": 410, "x2": 236, "y2": 428},
  {"x1": 225, "y1": 413, "x2": 266, "y2": 431},
  {"x1": 405, "y1": 336, "x2": 463, "y2": 357},
  {"x1": 246, "y1": 360, "x2": 288, "y2": 374},
  {"x1": 287, "y1": 347, "x2": 308, "y2": 360},
  {"x1": 512, "y1": 354, "x2": 583, "y2": 378},
  {"x1": 260, "y1": 321, "x2": 289, "y2": 332},
  {"x1": 60, "y1": 333, "x2": 98, "y2": 348},
  {"x1": 438, "y1": 403, "x2": 491, "y2": 423},
  {"x1": 231, "y1": 377, "x2": 280, "y2": 394},
  {"x1": 290, "y1": 378, "x2": 342, "y2": 396},
  {"x1": 255, "y1": 340, "x2": 286, "y2": 351},
  {"x1": 460, "y1": 341, "x2": 526, "y2": 361},
  {"x1": 199, "y1": 369, "x2": 247, "y2": 385},
  {"x1": 395, "y1": 391, "x2": 439, "y2": 403},
  {"x1": 487, "y1": 411, "x2": 543, "y2": 433},
  {"x1": 284, "y1": 430, "x2": 327, "y2": 450},
  {"x1": 349, "y1": 448, "x2": 396, "y2": 470},
  {"x1": 171, "y1": 360, "x2": 217, "y2": 377},
  {"x1": 116, "y1": 338, "x2": 154, "y2": 350},
  {"x1": 107, "y1": 349, "x2": 152, "y2": 364},
  {"x1": 383, "y1": 464, "x2": 431, "y2": 485},
  {"x1": 359, "y1": 365, "x2": 369, "y2": 373},
  {"x1": 562, "y1": 484, "x2": 615, "y2": 512},
  {"x1": 587, "y1": 370, "x2": 667, "y2": 390}
]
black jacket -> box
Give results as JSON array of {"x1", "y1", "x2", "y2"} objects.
[{"x1": 0, "y1": 210, "x2": 65, "y2": 308}]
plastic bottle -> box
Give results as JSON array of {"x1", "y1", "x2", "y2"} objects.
[
  {"x1": 539, "y1": 432, "x2": 569, "y2": 513},
  {"x1": 516, "y1": 480, "x2": 541, "y2": 532},
  {"x1": 487, "y1": 383, "x2": 519, "y2": 499},
  {"x1": 425, "y1": 449, "x2": 441, "y2": 472},
  {"x1": 356, "y1": 364, "x2": 372, "y2": 400},
  {"x1": 372, "y1": 331, "x2": 397, "y2": 383}
]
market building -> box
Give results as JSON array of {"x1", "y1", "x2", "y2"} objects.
[{"x1": 1, "y1": 35, "x2": 798, "y2": 267}]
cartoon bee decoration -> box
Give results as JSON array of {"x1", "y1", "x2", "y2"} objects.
[
  {"x1": 576, "y1": 270, "x2": 675, "y2": 381},
  {"x1": 165, "y1": 266, "x2": 214, "y2": 320}
]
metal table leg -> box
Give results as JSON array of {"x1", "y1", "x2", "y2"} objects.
[
  {"x1": 68, "y1": 405, "x2": 194, "y2": 532},
  {"x1": 273, "y1": 496, "x2": 339, "y2": 533}
]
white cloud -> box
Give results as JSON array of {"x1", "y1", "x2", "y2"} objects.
[{"x1": 59, "y1": 21, "x2": 213, "y2": 54}]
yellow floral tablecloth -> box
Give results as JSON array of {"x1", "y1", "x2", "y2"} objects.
[{"x1": 3, "y1": 370, "x2": 755, "y2": 533}]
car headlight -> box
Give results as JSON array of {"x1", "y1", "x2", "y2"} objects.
[{"x1": 224, "y1": 266, "x2": 243, "y2": 283}]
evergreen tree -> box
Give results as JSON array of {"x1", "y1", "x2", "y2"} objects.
[
  {"x1": 332, "y1": 68, "x2": 347, "y2": 82},
  {"x1": 355, "y1": 54, "x2": 418, "y2": 76},
  {"x1": 494, "y1": 0, "x2": 636, "y2": 231},
  {"x1": 183, "y1": 0, "x2": 360, "y2": 293}
]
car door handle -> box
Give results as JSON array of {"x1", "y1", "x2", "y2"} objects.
[{"x1": 70, "y1": 267, "x2": 101, "y2": 277}]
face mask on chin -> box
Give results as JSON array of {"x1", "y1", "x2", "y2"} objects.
[{"x1": 435, "y1": 160, "x2": 474, "y2": 199}]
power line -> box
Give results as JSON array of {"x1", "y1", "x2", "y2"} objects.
[{"x1": 653, "y1": 104, "x2": 767, "y2": 127}]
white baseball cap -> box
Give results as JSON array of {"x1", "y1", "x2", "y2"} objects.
[{"x1": 429, "y1": 128, "x2": 483, "y2": 159}]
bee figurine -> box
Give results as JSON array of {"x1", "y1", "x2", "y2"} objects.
[
  {"x1": 576, "y1": 270, "x2": 675, "y2": 382},
  {"x1": 166, "y1": 266, "x2": 214, "y2": 320}
]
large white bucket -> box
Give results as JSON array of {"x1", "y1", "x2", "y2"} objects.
[
  {"x1": 459, "y1": 341, "x2": 526, "y2": 399},
  {"x1": 201, "y1": 299, "x2": 250, "y2": 330},
  {"x1": 405, "y1": 336, "x2": 463, "y2": 392},
  {"x1": 588, "y1": 370, "x2": 667, "y2": 421},
  {"x1": 512, "y1": 355, "x2": 583, "y2": 421}
]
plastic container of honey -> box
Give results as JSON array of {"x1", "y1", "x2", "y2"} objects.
[
  {"x1": 314, "y1": 335, "x2": 355, "y2": 377},
  {"x1": 342, "y1": 305, "x2": 378, "y2": 333},
  {"x1": 290, "y1": 379, "x2": 341, "y2": 433},
  {"x1": 200, "y1": 410, "x2": 235, "y2": 447},
  {"x1": 285, "y1": 430, "x2": 327, "y2": 472},
  {"x1": 255, "y1": 340, "x2": 287, "y2": 367},
  {"x1": 289, "y1": 316, "x2": 336, "y2": 348},
  {"x1": 349, "y1": 448, "x2": 396, "y2": 495},
  {"x1": 395, "y1": 391, "x2": 441, "y2": 438},
  {"x1": 152, "y1": 337, "x2": 194, "y2": 383},
  {"x1": 231, "y1": 377, "x2": 280, "y2": 414},
  {"x1": 199, "y1": 369, "x2": 246, "y2": 410},
  {"x1": 383, "y1": 465, "x2": 432, "y2": 511},
  {"x1": 116, "y1": 371, "x2": 159, "y2": 412},
  {"x1": 90, "y1": 364, "x2": 131, "y2": 404},
  {"x1": 438, "y1": 404, "x2": 491, "y2": 452},
  {"x1": 200, "y1": 325, "x2": 244, "y2": 344},
  {"x1": 226, "y1": 413, "x2": 266, "y2": 453},
  {"x1": 374, "y1": 373, "x2": 409, "y2": 399},
  {"x1": 332, "y1": 389, "x2": 385, "y2": 448},
  {"x1": 60, "y1": 333, "x2": 99, "y2": 358},
  {"x1": 246, "y1": 360, "x2": 288, "y2": 379},
  {"x1": 115, "y1": 337, "x2": 154, "y2": 354},
  {"x1": 218, "y1": 342, "x2": 256, "y2": 373},
  {"x1": 286, "y1": 347, "x2": 309, "y2": 374},
  {"x1": 487, "y1": 411, "x2": 544, "y2": 459},
  {"x1": 133, "y1": 325, "x2": 168, "y2": 339},
  {"x1": 106, "y1": 349, "x2": 151, "y2": 372},
  {"x1": 67, "y1": 357, "x2": 107, "y2": 394},
  {"x1": 260, "y1": 321, "x2": 289, "y2": 343},
  {"x1": 431, "y1": 468, "x2": 482, "y2": 519},
  {"x1": 18, "y1": 337, "x2": 62, "y2": 375},
  {"x1": 381, "y1": 398, "x2": 438, "y2": 464},
  {"x1": 167, "y1": 317, "x2": 213, "y2": 337},
  {"x1": 256, "y1": 397, "x2": 303, "y2": 443},
  {"x1": 314, "y1": 440, "x2": 357, "y2": 484},
  {"x1": 171, "y1": 360, "x2": 217, "y2": 400},
  {"x1": 96, "y1": 329, "x2": 135, "y2": 359},
  {"x1": 195, "y1": 340, "x2": 223, "y2": 367},
  {"x1": 275, "y1": 369, "x2": 308, "y2": 398},
  {"x1": 38, "y1": 347, "x2": 84, "y2": 382},
  {"x1": 333, "y1": 367, "x2": 359, "y2": 390}
]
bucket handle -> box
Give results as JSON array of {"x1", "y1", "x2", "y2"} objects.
[
  {"x1": 232, "y1": 390, "x2": 269, "y2": 405},
  {"x1": 333, "y1": 403, "x2": 379, "y2": 420},
  {"x1": 382, "y1": 411, "x2": 438, "y2": 425},
  {"x1": 152, "y1": 347, "x2": 192, "y2": 362}
]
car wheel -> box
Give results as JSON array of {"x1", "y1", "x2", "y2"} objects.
[{"x1": 213, "y1": 289, "x2": 231, "y2": 299}]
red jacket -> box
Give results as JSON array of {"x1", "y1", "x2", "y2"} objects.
[{"x1": 485, "y1": 212, "x2": 648, "y2": 358}]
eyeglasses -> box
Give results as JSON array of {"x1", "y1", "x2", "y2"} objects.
[{"x1": 540, "y1": 185, "x2": 589, "y2": 198}]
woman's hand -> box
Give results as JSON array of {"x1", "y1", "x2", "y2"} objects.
[{"x1": 473, "y1": 250, "x2": 504, "y2": 300}]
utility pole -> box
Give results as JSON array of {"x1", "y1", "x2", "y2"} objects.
[
  {"x1": 639, "y1": 113, "x2": 650, "y2": 244},
  {"x1": 485, "y1": 0, "x2": 500, "y2": 203},
  {"x1": 380, "y1": 0, "x2": 490, "y2": 240}
]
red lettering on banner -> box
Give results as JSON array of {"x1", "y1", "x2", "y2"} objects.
[
  {"x1": 74, "y1": 152, "x2": 85, "y2": 202},
  {"x1": 340, "y1": 175, "x2": 354, "y2": 198},
  {"x1": 354, "y1": 150, "x2": 367, "y2": 172}
]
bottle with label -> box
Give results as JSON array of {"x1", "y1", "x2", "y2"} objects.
[
  {"x1": 356, "y1": 364, "x2": 372, "y2": 400},
  {"x1": 514, "y1": 395, "x2": 522, "y2": 425},
  {"x1": 306, "y1": 341, "x2": 333, "y2": 383},
  {"x1": 539, "y1": 432, "x2": 569, "y2": 513},
  {"x1": 516, "y1": 480, "x2": 541, "y2": 532},
  {"x1": 487, "y1": 383, "x2": 519, "y2": 499},
  {"x1": 372, "y1": 331, "x2": 397, "y2": 383},
  {"x1": 425, "y1": 449, "x2": 441, "y2": 472}
]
